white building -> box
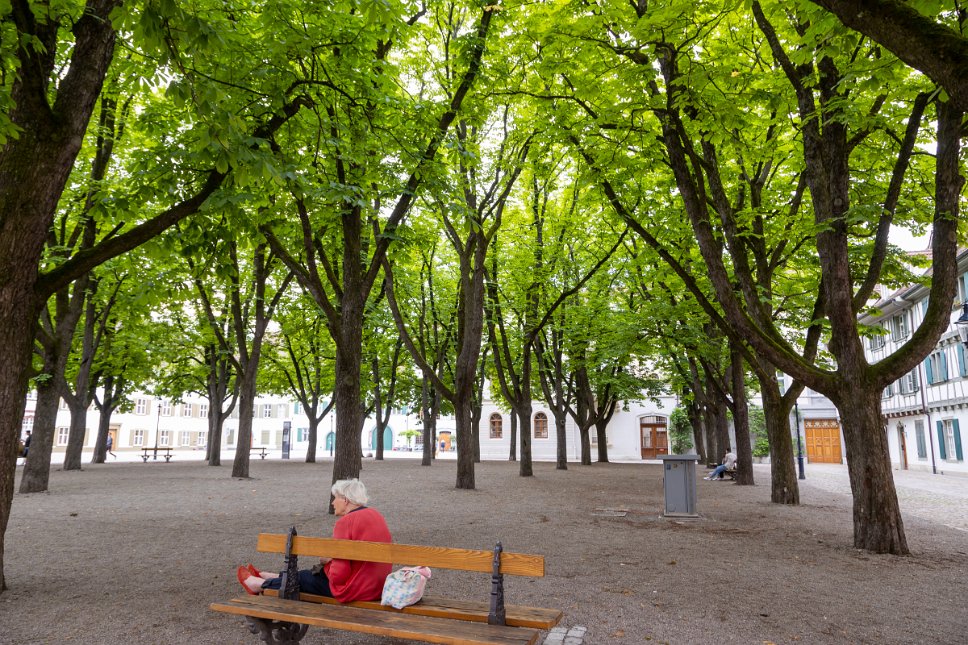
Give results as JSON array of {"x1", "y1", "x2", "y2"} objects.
[
  {"x1": 23, "y1": 387, "x2": 679, "y2": 463},
  {"x1": 794, "y1": 250, "x2": 968, "y2": 477}
]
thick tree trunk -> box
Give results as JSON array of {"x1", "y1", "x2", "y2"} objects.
[
  {"x1": 554, "y1": 411, "x2": 568, "y2": 470},
  {"x1": 20, "y1": 381, "x2": 59, "y2": 494},
  {"x1": 595, "y1": 419, "x2": 609, "y2": 463},
  {"x1": 758, "y1": 377, "x2": 800, "y2": 505},
  {"x1": 730, "y1": 345, "x2": 754, "y2": 485},
  {"x1": 515, "y1": 401, "x2": 533, "y2": 477},
  {"x1": 579, "y1": 425, "x2": 592, "y2": 465},
  {"x1": 454, "y1": 399, "x2": 475, "y2": 489},
  {"x1": 62, "y1": 402, "x2": 89, "y2": 472},
  {"x1": 834, "y1": 387, "x2": 908, "y2": 554},
  {"x1": 306, "y1": 414, "x2": 321, "y2": 463},
  {"x1": 232, "y1": 368, "x2": 258, "y2": 478}
]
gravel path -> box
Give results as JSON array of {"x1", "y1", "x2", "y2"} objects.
[{"x1": 2, "y1": 458, "x2": 966, "y2": 644}]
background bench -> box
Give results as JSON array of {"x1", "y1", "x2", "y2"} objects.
[
  {"x1": 141, "y1": 446, "x2": 173, "y2": 462},
  {"x1": 210, "y1": 531, "x2": 561, "y2": 644},
  {"x1": 250, "y1": 447, "x2": 269, "y2": 459}
]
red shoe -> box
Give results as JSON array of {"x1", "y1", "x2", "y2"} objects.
[
  {"x1": 246, "y1": 564, "x2": 261, "y2": 578},
  {"x1": 237, "y1": 565, "x2": 260, "y2": 595}
]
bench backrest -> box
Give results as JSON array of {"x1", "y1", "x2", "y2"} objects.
[{"x1": 257, "y1": 534, "x2": 544, "y2": 577}]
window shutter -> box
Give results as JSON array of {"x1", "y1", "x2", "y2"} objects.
[
  {"x1": 940, "y1": 351, "x2": 948, "y2": 381},
  {"x1": 938, "y1": 421, "x2": 947, "y2": 459},
  {"x1": 925, "y1": 357, "x2": 934, "y2": 385},
  {"x1": 954, "y1": 420, "x2": 963, "y2": 461},
  {"x1": 960, "y1": 344, "x2": 968, "y2": 378}
]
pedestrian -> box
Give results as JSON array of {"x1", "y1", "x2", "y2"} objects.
[
  {"x1": 22, "y1": 430, "x2": 31, "y2": 458},
  {"x1": 106, "y1": 434, "x2": 116, "y2": 459}
]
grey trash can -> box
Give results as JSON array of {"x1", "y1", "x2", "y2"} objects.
[{"x1": 658, "y1": 454, "x2": 699, "y2": 517}]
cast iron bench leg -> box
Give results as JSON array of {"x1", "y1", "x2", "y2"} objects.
[{"x1": 245, "y1": 616, "x2": 308, "y2": 644}]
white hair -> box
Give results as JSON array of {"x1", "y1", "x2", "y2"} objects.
[{"x1": 331, "y1": 479, "x2": 369, "y2": 506}]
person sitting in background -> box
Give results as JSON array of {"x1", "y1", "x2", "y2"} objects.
[
  {"x1": 236, "y1": 478, "x2": 392, "y2": 603},
  {"x1": 705, "y1": 450, "x2": 737, "y2": 480}
]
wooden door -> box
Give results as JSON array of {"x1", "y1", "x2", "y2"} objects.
[
  {"x1": 804, "y1": 419, "x2": 843, "y2": 464},
  {"x1": 640, "y1": 420, "x2": 668, "y2": 459}
]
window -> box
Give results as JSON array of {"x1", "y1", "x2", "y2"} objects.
[
  {"x1": 226, "y1": 428, "x2": 235, "y2": 446},
  {"x1": 489, "y1": 414, "x2": 503, "y2": 439},
  {"x1": 196, "y1": 432, "x2": 206, "y2": 447},
  {"x1": 56, "y1": 427, "x2": 69, "y2": 446},
  {"x1": 59, "y1": 399, "x2": 69, "y2": 410},
  {"x1": 882, "y1": 382, "x2": 894, "y2": 398},
  {"x1": 162, "y1": 401, "x2": 172, "y2": 416},
  {"x1": 263, "y1": 404, "x2": 273, "y2": 418},
  {"x1": 132, "y1": 429, "x2": 145, "y2": 447},
  {"x1": 899, "y1": 370, "x2": 919, "y2": 394},
  {"x1": 915, "y1": 421, "x2": 927, "y2": 460},
  {"x1": 277, "y1": 404, "x2": 288, "y2": 418},
  {"x1": 180, "y1": 431, "x2": 191, "y2": 446},
  {"x1": 533, "y1": 412, "x2": 548, "y2": 439},
  {"x1": 22, "y1": 415, "x2": 33, "y2": 435},
  {"x1": 889, "y1": 313, "x2": 908, "y2": 340},
  {"x1": 293, "y1": 402, "x2": 302, "y2": 415},
  {"x1": 135, "y1": 398, "x2": 148, "y2": 415},
  {"x1": 926, "y1": 350, "x2": 949, "y2": 384},
  {"x1": 159, "y1": 430, "x2": 171, "y2": 447},
  {"x1": 261, "y1": 429, "x2": 271, "y2": 445},
  {"x1": 938, "y1": 419, "x2": 963, "y2": 462},
  {"x1": 869, "y1": 330, "x2": 886, "y2": 351},
  {"x1": 199, "y1": 403, "x2": 208, "y2": 419},
  {"x1": 297, "y1": 427, "x2": 307, "y2": 442}
]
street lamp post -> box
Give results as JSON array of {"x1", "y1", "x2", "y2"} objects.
[
  {"x1": 153, "y1": 397, "x2": 162, "y2": 461},
  {"x1": 793, "y1": 401, "x2": 805, "y2": 480}
]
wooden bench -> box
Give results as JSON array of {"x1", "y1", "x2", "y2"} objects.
[
  {"x1": 251, "y1": 447, "x2": 269, "y2": 459},
  {"x1": 140, "y1": 446, "x2": 173, "y2": 462},
  {"x1": 210, "y1": 530, "x2": 562, "y2": 644}
]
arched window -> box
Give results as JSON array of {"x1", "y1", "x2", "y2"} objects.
[
  {"x1": 534, "y1": 412, "x2": 548, "y2": 439},
  {"x1": 489, "y1": 413, "x2": 503, "y2": 439}
]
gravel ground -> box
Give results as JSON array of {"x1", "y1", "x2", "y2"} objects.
[{"x1": 2, "y1": 458, "x2": 966, "y2": 644}]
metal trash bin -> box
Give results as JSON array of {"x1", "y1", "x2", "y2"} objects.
[{"x1": 658, "y1": 454, "x2": 699, "y2": 517}]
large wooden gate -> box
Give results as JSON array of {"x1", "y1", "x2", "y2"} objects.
[{"x1": 804, "y1": 418, "x2": 843, "y2": 464}]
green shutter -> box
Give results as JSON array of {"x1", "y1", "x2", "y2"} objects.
[
  {"x1": 916, "y1": 427, "x2": 927, "y2": 459},
  {"x1": 938, "y1": 421, "x2": 947, "y2": 459},
  {"x1": 940, "y1": 351, "x2": 949, "y2": 381},
  {"x1": 954, "y1": 420, "x2": 963, "y2": 461},
  {"x1": 960, "y1": 344, "x2": 968, "y2": 377},
  {"x1": 926, "y1": 357, "x2": 934, "y2": 384}
]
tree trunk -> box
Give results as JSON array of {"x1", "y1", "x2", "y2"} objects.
[
  {"x1": 595, "y1": 419, "x2": 609, "y2": 463},
  {"x1": 687, "y1": 402, "x2": 707, "y2": 465},
  {"x1": 516, "y1": 400, "x2": 533, "y2": 477},
  {"x1": 834, "y1": 386, "x2": 908, "y2": 553},
  {"x1": 554, "y1": 411, "x2": 568, "y2": 470},
  {"x1": 729, "y1": 345, "x2": 754, "y2": 485},
  {"x1": 20, "y1": 380, "x2": 60, "y2": 494},
  {"x1": 306, "y1": 411, "x2": 321, "y2": 463},
  {"x1": 579, "y1": 424, "x2": 592, "y2": 465},
  {"x1": 508, "y1": 414, "x2": 517, "y2": 461},
  {"x1": 757, "y1": 375, "x2": 800, "y2": 505},
  {"x1": 232, "y1": 366, "x2": 258, "y2": 478}
]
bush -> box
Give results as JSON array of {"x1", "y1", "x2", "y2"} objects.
[{"x1": 669, "y1": 407, "x2": 693, "y2": 454}]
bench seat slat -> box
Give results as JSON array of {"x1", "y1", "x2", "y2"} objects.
[
  {"x1": 262, "y1": 589, "x2": 562, "y2": 629},
  {"x1": 211, "y1": 595, "x2": 540, "y2": 645},
  {"x1": 257, "y1": 535, "x2": 544, "y2": 577}
]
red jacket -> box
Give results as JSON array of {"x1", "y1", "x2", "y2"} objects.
[{"x1": 324, "y1": 507, "x2": 392, "y2": 602}]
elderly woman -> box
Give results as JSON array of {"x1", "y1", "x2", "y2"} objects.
[{"x1": 237, "y1": 478, "x2": 392, "y2": 602}]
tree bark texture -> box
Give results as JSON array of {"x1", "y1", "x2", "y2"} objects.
[
  {"x1": 729, "y1": 345, "x2": 754, "y2": 485},
  {"x1": 758, "y1": 378, "x2": 800, "y2": 505}
]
